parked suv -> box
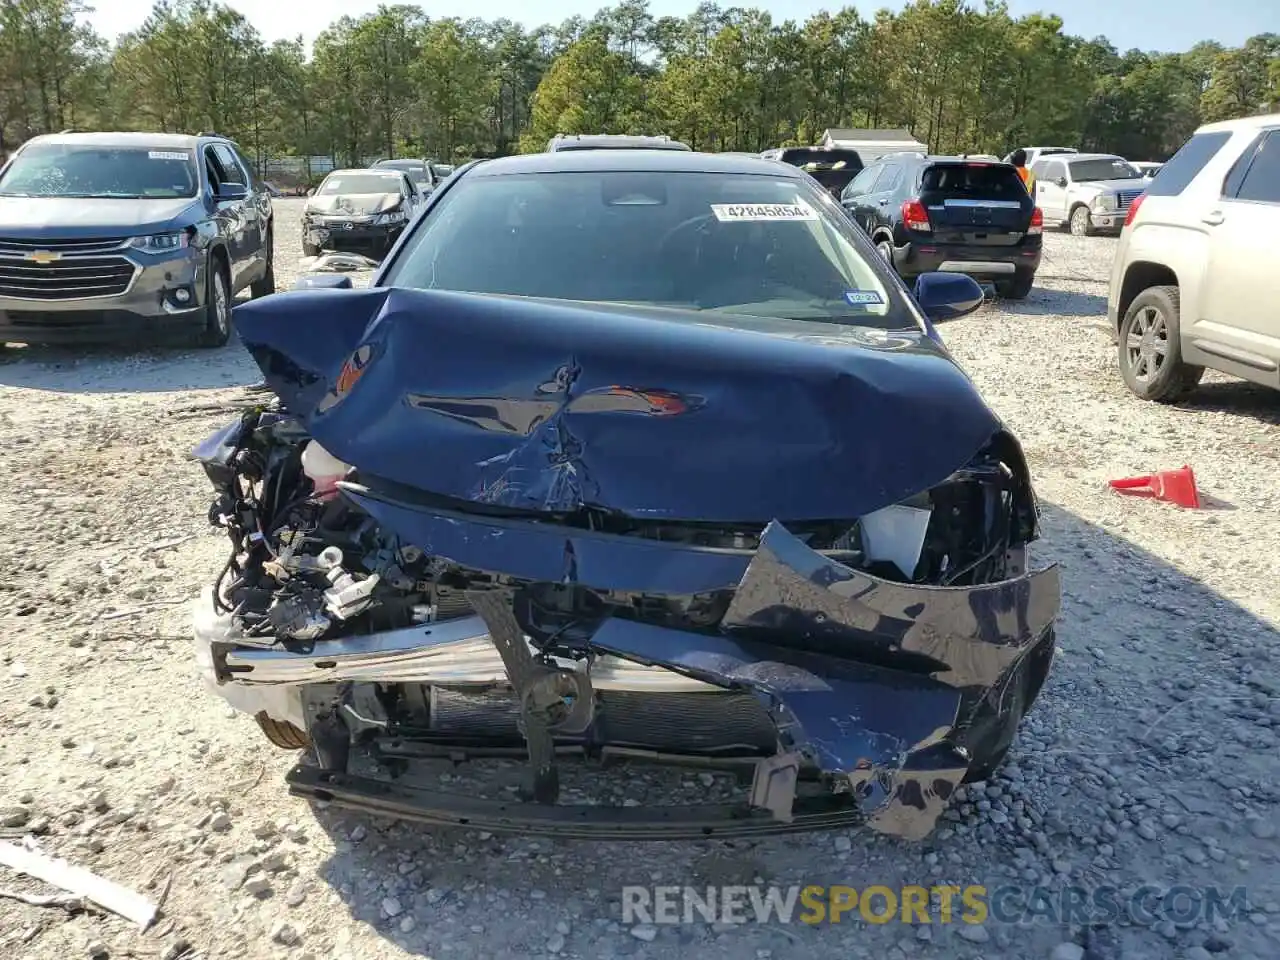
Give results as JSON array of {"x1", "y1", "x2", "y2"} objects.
[
  {"x1": 1030, "y1": 153, "x2": 1146, "y2": 236},
  {"x1": 1109, "y1": 113, "x2": 1280, "y2": 401},
  {"x1": 760, "y1": 146, "x2": 864, "y2": 198},
  {"x1": 0, "y1": 131, "x2": 274, "y2": 348},
  {"x1": 840, "y1": 154, "x2": 1042, "y2": 299}
]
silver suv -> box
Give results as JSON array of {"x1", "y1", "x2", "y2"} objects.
[{"x1": 1109, "y1": 112, "x2": 1280, "y2": 401}]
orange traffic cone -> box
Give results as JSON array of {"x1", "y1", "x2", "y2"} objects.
[{"x1": 1108, "y1": 465, "x2": 1201, "y2": 508}]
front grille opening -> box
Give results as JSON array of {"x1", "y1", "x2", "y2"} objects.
[{"x1": 0, "y1": 256, "x2": 136, "y2": 300}]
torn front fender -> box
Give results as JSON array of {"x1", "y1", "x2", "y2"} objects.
[
  {"x1": 723, "y1": 521, "x2": 1062, "y2": 689},
  {"x1": 584, "y1": 523, "x2": 1059, "y2": 840}
]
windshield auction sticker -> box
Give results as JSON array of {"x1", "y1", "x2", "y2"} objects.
[
  {"x1": 148, "y1": 151, "x2": 190, "y2": 161},
  {"x1": 711, "y1": 202, "x2": 818, "y2": 222}
]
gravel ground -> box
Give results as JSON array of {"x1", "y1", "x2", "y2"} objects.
[{"x1": 1, "y1": 199, "x2": 1278, "y2": 960}]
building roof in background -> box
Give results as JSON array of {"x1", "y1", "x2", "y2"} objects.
[{"x1": 821, "y1": 128, "x2": 919, "y2": 143}]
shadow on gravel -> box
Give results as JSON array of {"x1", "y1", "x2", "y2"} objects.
[
  {"x1": 1173, "y1": 380, "x2": 1280, "y2": 431},
  {"x1": 0, "y1": 340, "x2": 258, "y2": 393},
  {"x1": 287, "y1": 499, "x2": 1279, "y2": 960},
  {"x1": 1001, "y1": 288, "x2": 1109, "y2": 318}
]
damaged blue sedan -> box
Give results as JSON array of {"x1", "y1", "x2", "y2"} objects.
[{"x1": 192, "y1": 149, "x2": 1060, "y2": 840}]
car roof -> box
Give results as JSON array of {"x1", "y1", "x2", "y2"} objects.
[
  {"x1": 327, "y1": 168, "x2": 404, "y2": 178},
  {"x1": 373, "y1": 158, "x2": 427, "y2": 166},
  {"x1": 550, "y1": 134, "x2": 688, "y2": 150},
  {"x1": 1197, "y1": 111, "x2": 1280, "y2": 134},
  {"x1": 22, "y1": 131, "x2": 210, "y2": 149},
  {"x1": 468, "y1": 150, "x2": 804, "y2": 178},
  {"x1": 1059, "y1": 153, "x2": 1126, "y2": 162}
]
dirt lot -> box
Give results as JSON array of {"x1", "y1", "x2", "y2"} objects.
[{"x1": 1, "y1": 199, "x2": 1278, "y2": 960}]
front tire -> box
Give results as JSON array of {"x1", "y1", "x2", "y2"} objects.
[
  {"x1": 997, "y1": 272, "x2": 1035, "y2": 300},
  {"x1": 302, "y1": 240, "x2": 321, "y2": 258},
  {"x1": 1117, "y1": 285, "x2": 1204, "y2": 402},
  {"x1": 249, "y1": 225, "x2": 275, "y2": 298},
  {"x1": 1069, "y1": 205, "x2": 1094, "y2": 237},
  {"x1": 195, "y1": 260, "x2": 231, "y2": 349}
]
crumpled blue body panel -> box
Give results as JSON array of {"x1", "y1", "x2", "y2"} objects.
[{"x1": 233, "y1": 287, "x2": 1004, "y2": 523}]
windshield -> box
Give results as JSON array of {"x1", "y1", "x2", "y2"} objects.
[
  {"x1": 1069, "y1": 158, "x2": 1141, "y2": 182},
  {"x1": 383, "y1": 170, "x2": 907, "y2": 328},
  {"x1": 0, "y1": 143, "x2": 198, "y2": 199},
  {"x1": 318, "y1": 173, "x2": 401, "y2": 195},
  {"x1": 432, "y1": 164, "x2": 454, "y2": 178},
  {"x1": 921, "y1": 163, "x2": 1027, "y2": 199}
]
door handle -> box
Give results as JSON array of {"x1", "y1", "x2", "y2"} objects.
[
  {"x1": 1202, "y1": 210, "x2": 1225, "y2": 226},
  {"x1": 878, "y1": 198, "x2": 889, "y2": 205}
]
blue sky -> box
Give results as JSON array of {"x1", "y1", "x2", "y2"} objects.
[{"x1": 87, "y1": 0, "x2": 1273, "y2": 55}]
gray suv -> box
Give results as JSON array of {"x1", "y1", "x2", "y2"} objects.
[{"x1": 0, "y1": 131, "x2": 274, "y2": 348}]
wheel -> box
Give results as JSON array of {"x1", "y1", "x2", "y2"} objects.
[
  {"x1": 302, "y1": 240, "x2": 321, "y2": 257},
  {"x1": 254, "y1": 712, "x2": 310, "y2": 750},
  {"x1": 996, "y1": 272, "x2": 1035, "y2": 300},
  {"x1": 249, "y1": 225, "x2": 275, "y2": 298},
  {"x1": 1117, "y1": 285, "x2": 1204, "y2": 402},
  {"x1": 195, "y1": 259, "x2": 231, "y2": 348},
  {"x1": 1068, "y1": 205, "x2": 1094, "y2": 237},
  {"x1": 875, "y1": 237, "x2": 894, "y2": 264}
]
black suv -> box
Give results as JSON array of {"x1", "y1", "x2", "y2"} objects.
[
  {"x1": 760, "y1": 146, "x2": 865, "y2": 198},
  {"x1": 0, "y1": 131, "x2": 274, "y2": 348},
  {"x1": 840, "y1": 153, "x2": 1042, "y2": 299}
]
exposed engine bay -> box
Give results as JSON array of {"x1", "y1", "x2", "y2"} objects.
[{"x1": 194, "y1": 397, "x2": 1059, "y2": 840}]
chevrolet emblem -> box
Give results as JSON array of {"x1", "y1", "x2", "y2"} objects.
[{"x1": 26, "y1": 250, "x2": 61, "y2": 264}]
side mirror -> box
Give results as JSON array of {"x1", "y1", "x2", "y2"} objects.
[
  {"x1": 1055, "y1": 177, "x2": 1068, "y2": 188},
  {"x1": 292, "y1": 275, "x2": 353, "y2": 291},
  {"x1": 913, "y1": 272, "x2": 984, "y2": 322},
  {"x1": 306, "y1": 188, "x2": 316, "y2": 197},
  {"x1": 215, "y1": 182, "x2": 248, "y2": 201}
]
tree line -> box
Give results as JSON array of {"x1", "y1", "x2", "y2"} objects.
[{"x1": 0, "y1": 0, "x2": 1277, "y2": 172}]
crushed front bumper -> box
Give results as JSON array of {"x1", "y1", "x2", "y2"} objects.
[{"x1": 196, "y1": 519, "x2": 1059, "y2": 840}]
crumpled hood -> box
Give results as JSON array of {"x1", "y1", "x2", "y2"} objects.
[
  {"x1": 233, "y1": 287, "x2": 1006, "y2": 523},
  {"x1": 0, "y1": 196, "x2": 198, "y2": 237},
  {"x1": 305, "y1": 193, "x2": 400, "y2": 218}
]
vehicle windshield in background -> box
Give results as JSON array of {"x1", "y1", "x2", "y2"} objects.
[
  {"x1": 385, "y1": 171, "x2": 904, "y2": 328},
  {"x1": 431, "y1": 164, "x2": 454, "y2": 178},
  {"x1": 1069, "y1": 158, "x2": 1142, "y2": 181},
  {"x1": 921, "y1": 163, "x2": 1027, "y2": 199},
  {"x1": 0, "y1": 144, "x2": 198, "y2": 199},
  {"x1": 319, "y1": 173, "x2": 402, "y2": 195},
  {"x1": 774, "y1": 148, "x2": 864, "y2": 194}
]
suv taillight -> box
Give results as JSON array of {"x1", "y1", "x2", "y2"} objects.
[
  {"x1": 902, "y1": 198, "x2": 931, "y2": 232},
  {"x1": 1028, "y1": 207, "x2": 1044, "y2": 235},
  {"x1": 1124, "y1": 193, "x2": 1146, "y2": 227}
]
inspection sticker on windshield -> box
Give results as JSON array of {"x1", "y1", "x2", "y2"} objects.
[
  {"x1": 711, "y1": 202, "x2": 818, "y2": 222},
  {"x1": 148, "y1": 151, "x2": 189, "y2": 161},
  {"x1": 844, "y1": 290, "x2": 884, "y2": 306}
]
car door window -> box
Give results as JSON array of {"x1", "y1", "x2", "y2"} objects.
[
  {"x1": 1231, "y1": 131, "x2": 1280, "y2": 204},
  {"x1": 1030, "y1": 160, "x2": 1050, "y2": 180},
  {"x1": 1044, "y1": 161, "x2": 1066, "y2": 185},
  {"x1": 212, "y1": 145, "x2": 246, "y2": 185},
  {"x1": 231, "y1": 146, "x2": 260, "y2": 188},
  {"x1": 871, "y1": 163, "x2": 901, "y2": 192},
  {"x1": 841, "y1": 165, "x2": 880, "y2": 200},
  {"x1": 202, "y1": 148, "x2": 222, "y2": 192}
]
